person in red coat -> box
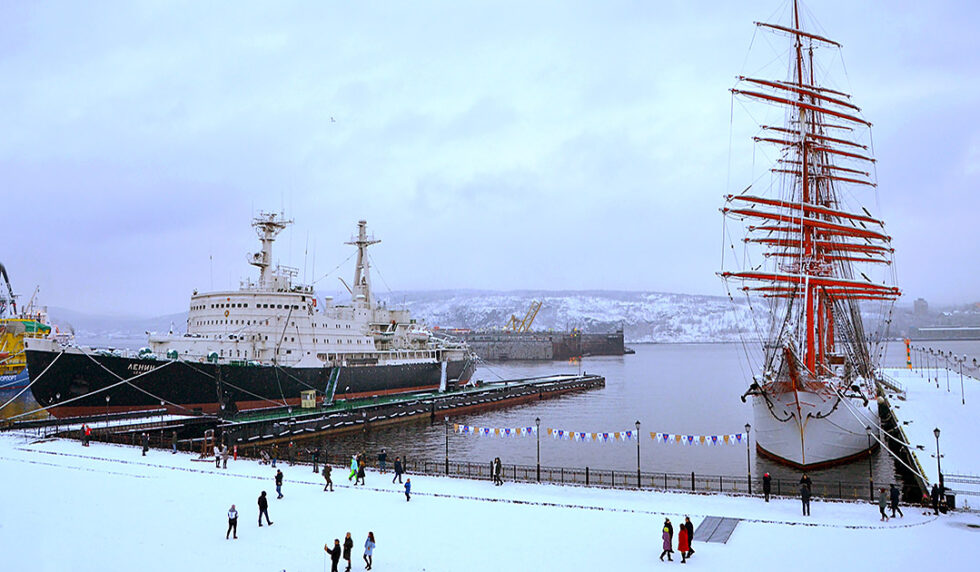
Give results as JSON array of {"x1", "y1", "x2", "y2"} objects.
[{"x1": 678, "y1": 524, "x2": 690, "y2": 564}]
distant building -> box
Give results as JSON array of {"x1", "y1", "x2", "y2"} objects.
[{"x1": 914, "y1": 298, "x2": 929, "y2": 317}]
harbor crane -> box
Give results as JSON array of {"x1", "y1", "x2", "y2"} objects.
[{"x1": 504, "y1": 300, "x2": 542, "y2": 333}]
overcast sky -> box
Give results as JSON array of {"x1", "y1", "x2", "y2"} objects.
[{"x1": 2, "y1": 0, "x2": 978, "y2": 316}]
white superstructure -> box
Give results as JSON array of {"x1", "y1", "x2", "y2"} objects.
[{"x1": 147, "y1": 214, "x2": 465, "y2": 368}]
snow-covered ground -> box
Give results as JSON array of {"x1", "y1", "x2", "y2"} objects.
[
  {"x1": 0, "y1": 433, "x2": 977, "y2": 571},
  {"x1": 883, "y1": 367, "x2": 980, "y2": 497}
]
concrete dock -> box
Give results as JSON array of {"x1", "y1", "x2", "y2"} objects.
[{"x1": 880, "y1": 365, "x2": 980, "y2": 504}]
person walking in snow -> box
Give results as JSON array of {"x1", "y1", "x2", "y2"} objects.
[
  {"x1": 683, "y1": 516, "x2": 695, "y2": 558},
  {"x1": 356, "y1": 460, "x2": 366, "y2": 486},
  {"x1": 378, "y1": 449, "x2": 387, "y2": 474},
  {"x1": 762, "y1": 472, "x2": 771, "y2": 502},
  {"x1": 275, "y1": 469, "x2": 284, "y2": 498},
  {"x1": 257, "y1": 491, "x2": 272, "y2": 526},
  {"x1": 889, "y1": 483, "x2": 903, "y2": 518},
  {"x1": 287, "y1": 440, "x2": 296, "y2": 466},
  {"x1": 271, "y1": 443, "x2": 279, "y2": 468},
  {"x1": 221, "y1": 444, "x2": 230, "y2": 469},
  {"x1": 82, "y1": 424, "x2": 91, "y2": 446},
  {"x1": 171, "y1": 430, "x2": 177, "y2": 454},
  {"x1": 348, "y1": 455, "x2": 359, "y2": 483},
  {"x1": 325, "y1": 539, "x2": 342, "y2": 572},
  {"x1": 931, "y1": 483, "x2": 941, "y2": 515},
  {"x1": 404, "y1": 478, "x2": 411, "y2": 501},
  {"x1": 215, "y1": 444, "x2": 221, "y2": 468},
  {"x1": 659, "y1": 518, "x2": 673, "y2": 562},
  {"x1": 493, "y1": 457, "x2": 503, "y2": 486},
  {"x1": 392, "y1": 456, "x2": 404, "y2": 484},
  {"x1": 878, "y1": 487, "x2": 890, "y2": 521},
  {"x1": 800, "y1": 482, "x2": 811, "y2": 516},
  {"x1": 311, "y1": 446, "x2": 320, "y2": 473},
  {"x1": 678, "y1": 520, "x2": 690, "y2": 563},
  {"x1": 141, "y1": 432, "x2": 150, "y2": 456},
  {"x1": 226, "y1": 504, "x2": 238, "y2": 539},
  {"x1": 323, "y1": 464, "x2": 334, "y2": 491},
  {"x1": 342, "y1": 532, "x2": 354, "y2": 572},
  {"x1": 363, "y1": 531, "x2": 376, "y2": 570}
]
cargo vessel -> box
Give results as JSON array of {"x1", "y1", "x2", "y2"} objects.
[{"x1": 25, "y1": 215, "x2": 476, "y2": 417}]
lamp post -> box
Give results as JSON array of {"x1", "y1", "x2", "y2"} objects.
[
  {"x1": 745, "y1": 423, "x2": 752, "y2": 494},
  {"x1": 444, "y1": 416, "x2": 450, "y2": 475},
  {"x1": 934, "y1": 427, "x2": 943, "y2": 491},
  {"x1": 535, "y1": 417, "x2": 541, "y2": 482},
  {"x1": 635, "y1": 420, "x2": 641, "y2": 488},
  {"x1": 866, "y1": 426, "x2": 875, "y2": 501},
  {"x1": 959, "y1": 355, "x2": 966, "y2": 405},
  {"x1": 945, "y1": 351, "x2": 951, "y2": 392}
]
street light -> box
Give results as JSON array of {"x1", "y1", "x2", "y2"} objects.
[
  {"x1": 959, "y1": 355, "x2": 966, "y2": 405},
  {"x1": 635, "y1": 420, "x2": 641, "y2": 488},
  {"x1": 745, "y1": 423, "x2": 752, "y2": 494},
  {"x1": 934, "y1": 427, "x2": 943, "y2": 491},
  {"x1": 535, "y1": 417, "x2": 541, "y2": 482},
  {"x1": 866, "y1": 426, "x2": 875, "y2": 501},
  {"x1": 444, "y1": 416, "x2": 450, "y2": 475}
]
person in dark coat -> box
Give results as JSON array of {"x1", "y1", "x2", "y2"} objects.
[
  {"x1": 683, "y1": 516, "x2": 695, "y2": 558},
  {"x1": 392, "y1": 457, "x2": 404, "y2": 484},
  {"x1": 170, "y1": 430, "x2": 177, "y2": 454},
  {"x1": 271, "y1": 443, "x2": 279, "y2": 467},
  {"x1": 226, "y1": 504, "x2": 238, "y2": 539},
  {"x1": 356, "y1": 461, "x2": 366, "y2": 486},
  {"x1": 141, "y1": 432, "x2": 149, "y2": 456},
  {"x1": 889, "y1": 483, "x2": 903, "y2": 518},
  {"x1": 323, "y1": 464, "x2": 334, "y2": 491},
  {"x1": 404, "y1": 478, "x2": 411, "y2": 501},
  {"x1": 343, "y1": 532, "x2": 354, "y2": 572},
  {"x1": 762, "y1": 472, "x2": 772, "y2": 502},
  {"x1": 287, "y1": 441, "x2": 296, "y2": 466},
  {"x1": 493, "y1": 457, "x2": 503, "y2": 486},
  {"x1": 311, "y1": 446, "x2": 320, "y2": 473},
  {"x1": 325, "y1": 539, "x2": 342, "y2": 572},
  {"x1": 275, "y1": 469, "x2": 284, "y2": 499},
  {"x1": 378, "y1": 449, "x2": 387, "y2": 474},
  {"x1": 799, "y1": 473, "x2": 812, "y2": 492},
  {"x1": 931, "y1": 483, "x2": 941, "y2": 515},
  {"x1": 257, "y1": 491, "x2": 273, "y2": 526},
  {"x1": 659, "y1": 518, "x2": 673, "y2": 561},
  {"x1": 800, "y1": 482, "x2": 811, "y2": 516}
]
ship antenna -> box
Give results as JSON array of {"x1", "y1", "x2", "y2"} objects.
[{"x1": 345, "y1": 220, "x2": 381, "y2": 309}]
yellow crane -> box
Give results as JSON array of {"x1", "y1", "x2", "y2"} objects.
[{"x1": 504, "y1": 300, "x2": 542, "y2": 333}]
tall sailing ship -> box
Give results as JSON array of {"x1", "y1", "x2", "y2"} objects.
[
  {"x1": 24, "y1": 214, "x2": 476, "y2": 417},
  {"x1": 720, "y1": 1, "x2": 900, "y2": 468}
]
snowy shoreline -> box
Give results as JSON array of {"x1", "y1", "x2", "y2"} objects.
[{"x1": 1, "y1": 433, "x2": 976, "y2": 571}]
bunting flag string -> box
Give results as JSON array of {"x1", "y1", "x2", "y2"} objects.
[{"x1": 452, "y1": 424, "x2": 746, "y2": 445}]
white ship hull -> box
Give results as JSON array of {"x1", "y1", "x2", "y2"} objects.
[{"x1": 751, "y1": 387, "x2": 878, "y2": 469}]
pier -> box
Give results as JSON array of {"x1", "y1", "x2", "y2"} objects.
[
  {"x1": 2, "y1": 374, "x2": 605, "y2": 451},
  {"x1": 879, "y1": 365, "x2": 980, "y2": 507}
]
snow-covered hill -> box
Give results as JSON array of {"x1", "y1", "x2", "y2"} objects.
[{"x1": 377, "y1": 290, "x2": 763, "y2": 344}]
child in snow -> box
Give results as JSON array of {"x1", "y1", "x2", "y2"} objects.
[
  {"x1": 404, "y1": 478, "x2": 411, "y2": 501},
  {"x1": 348, "y1": 455, "x2": 358, "y2": 482}
]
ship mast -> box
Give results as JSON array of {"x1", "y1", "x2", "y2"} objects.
[
  {"x1": 346, "y1": 220, "x2": 380, "y2": 309},
  {"x1": 248, "y1": 212, "x2": 293, "y2": 289},
  {"x1": 721, "y1": 0, "x2": 900, "y2": 380}
]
